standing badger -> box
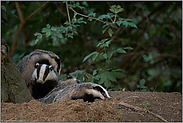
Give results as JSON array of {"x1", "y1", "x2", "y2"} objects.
[{"x1": 17, "y1": 49, "x2": 61, "y2": 99}]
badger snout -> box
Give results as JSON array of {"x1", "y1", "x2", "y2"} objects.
[{"x1": 36, "y1": 79, "x2": 45, "y2": 84}]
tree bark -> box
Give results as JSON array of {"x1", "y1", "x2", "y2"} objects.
[{"x1": 1, "y1": 39, "x2": 33, "y2": 103}]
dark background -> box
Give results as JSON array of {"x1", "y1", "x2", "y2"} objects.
[{"x1": 1, "y1": 1, "x2": 182, "y2": 93}]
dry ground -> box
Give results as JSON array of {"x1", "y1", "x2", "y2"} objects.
[{"x1": 1, "y1": 91, "x2": 182, "y2": 122}]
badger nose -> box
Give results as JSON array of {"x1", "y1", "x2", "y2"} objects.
[{"x1": 37, "y1": 79, "x2": 44, "y2": 84}]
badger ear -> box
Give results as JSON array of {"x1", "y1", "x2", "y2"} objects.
[
  {"x1": 49, "y1": 65, "x2": 53, "y2": 70},
  {"x1": 35, "y1": 63, "x2": 39, "y2": 68},
  {"x1": 67, "y1": 75, "x2": 72, "y2": 79}
]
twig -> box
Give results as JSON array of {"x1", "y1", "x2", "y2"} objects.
[
  {"x1": 66, "y1": 2, "x2": 72, "y2": 26},
  {"x1": 55, "y1": 2, "x2": 66, "y2": 17},
  {"x1": 11, "y1": 2, "x2": 26, "y2": 57},
  {"x1": 26, "y1": 1, "x2": 49, "y2": 21},
  {"x1": 119, "y1": 101, "x2": 168, "y2": 122},
  {"x1": 11, "y1": 1, "x2": 50, "y2": 57},
  {"x1": 69, "y1": 7, "x2": 106, "y2": 23}
]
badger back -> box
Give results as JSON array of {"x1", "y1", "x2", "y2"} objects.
[{"x1": 18, "y1": 49, "x2": 61, "y2": 85}]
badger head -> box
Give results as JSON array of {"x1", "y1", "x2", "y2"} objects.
[
  {"x1": 32, "y1": 63, "x2": 58, "y2": 84},
  {"x1": 82, "y1": 83, "x2": 111, "y2": 102}
]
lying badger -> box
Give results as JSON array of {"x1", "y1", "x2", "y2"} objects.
[
  {"x1": 17, "y1": 49, "x2": 110, "y2": 103},
  {"x1": 38, "y1": 77, "x2": 111, "y2": 104}
]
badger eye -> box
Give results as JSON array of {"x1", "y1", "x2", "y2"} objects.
[
  {"x1": 35, "y1": 63, "x2": 39, "y2": 68},
  {"x1": 49, "y1": 65, "x2": 53, "y2": 70},
  {"x1": 67, "y1": 75, "x2": 72, "y2": 79}
]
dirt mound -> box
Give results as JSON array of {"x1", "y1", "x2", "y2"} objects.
[{"x1": 1, "y1": 91, "x2": 182, "y2": 122}]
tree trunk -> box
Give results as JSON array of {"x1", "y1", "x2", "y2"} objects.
[{"x1": 1, "y1": 39, "x2": 33, "y2": 103}]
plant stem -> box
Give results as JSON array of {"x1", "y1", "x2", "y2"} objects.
[
  {"x1": 113, "y1": 13, "x2": 117, "y2": 23},
  {"x1": 69, "y1": 7, "x2": 113, "y2": 24},
  {"x1": 66, "y1": 2, "x2": 72, "y2": 26}
]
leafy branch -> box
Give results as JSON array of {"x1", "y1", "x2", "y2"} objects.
[
  {"x1": 66, "y1": 2, "x2": 137, "y2": 37},
  {"x1": 32, "y1": 2, "x2": 137, "y2": 90}
]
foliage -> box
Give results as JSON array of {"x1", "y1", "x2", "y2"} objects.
[
  {"x1": 136, "y1": 79, "x2": 148, "y2": 92},
  {"x1": 1, "y1": 1, "x2": 182, "y2": 93},
  {"x1": 30, "y1": 2, "x2": 137, "y2": 90}
]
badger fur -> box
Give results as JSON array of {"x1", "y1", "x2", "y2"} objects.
[
  {"x1": 18, "y1": 49, "x2": 111, "y2": 103},
  {"x1": 17, "y1": 49, "x2": 61, "y2": 99},
  {"x1": 29, "y1": 63, "x2": 59, "y2": 99},
  {"x1": 38, "y1": 82, "x2": 111, "y2": 104},
  {"x1": 44, "y1": 76, "x2": 80, "y2": 97},
  {"x1": 57, "y1": 75, "x2": 80, "y2": 89}
]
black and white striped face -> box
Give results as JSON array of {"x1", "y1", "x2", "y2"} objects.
[{"x1": 32, "y1": 63, "x2": 58, "y2": 84}]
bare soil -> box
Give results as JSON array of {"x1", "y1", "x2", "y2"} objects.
[{"x1": 1, "y1": 91, "x2": 182, "y2": 122}]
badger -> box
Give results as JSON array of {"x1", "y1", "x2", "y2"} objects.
[
  {"x1": 17, "y1": 49, "x2": 61, "y2": 99},
  {"x1": 18, "y1": 49, "x2": 111, "y2": 103},
  {"x1": 38, "y1": 82, "x2": 111, "y2": 104}
]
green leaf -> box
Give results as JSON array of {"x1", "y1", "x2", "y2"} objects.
[
  {"x1": 83, "y1": 51, "x2": 99, "y2": 62},
  {"x1": 108, "y1": 52, "x2": 114, "y2": 59},
  {"x1": 88, "y1": 12, "x2": 96, "y2": 18},
  {"x1": 98, "y1": 73, "x2": 107, "y2": 84},
  {"x1": 112, "y1": 69, "x2": 126, "y2": 79},
  {"x1": 94, "y1": 75, "x2": 100, "y2": 81},
  {"x1": 141, "y1": 89, "x2": 147, "y2": 92},
  {"x1": 64, "y1": 21, "x2": 70, "y2": 25},
  {"x1": 47, "y1": 24, "x2": 51, "y2": 29},
  {"x1": 34, "y1": 39, "x2": 39, "y2": 44},
  {"x1": 113, "y1": 72, "x2": 126, "y2": 79},
  {"x1": 101, "y1": 53, "x2": 108, "y2": 59},
  {"x1": 41, "y1": 28, "x2": 48, "y2": 33},
  {"x1": 34, "y1": 32, "x2": 42, "y2": 36},
  {"x1": 108, "y1": 28, "x2": 113, "y2": 37},
  {"x1": 116, "y1": 20, "x2": 122, "y2": 26},
  {"x1": 102, "y1": 26, "x2": 108, "y2": 34},
  {"x1": 46, "y1": 30, "x2": 51, "y2": 37},
  {"x1": 51, "y1": 27, "x2": 57, "y2": 31},
  {"x1": 116, "y1": 18, "x2": 125, "y2": 26},
  {"x1": 77, "y1": 17, "x2": 86, "y2": 24},
  {"x1": 52, "y1": 36, "x2": 59, "y2": 46},
  {"x1": 104, "y1": 79, "x2": 111, "y2": 88},
  {"x1": 141, "y1": 85, "x2": 147, "y2": 89},
  {"x1": 97, "y1": 38, "x2": 111, "y2": 48},
  {"x1": 56, "y1": 32, "x2": 63, "y2": 38},
  {"x1": 137, "y1": 85, "x2": 141, "y2": 88},
  {"x1": 116, "y1": 48, "x2": 126, "y2": 53},
  {"x1": 139, "y1": 79, "x2": 146, "y2": 85},
  {"x1": 121, "y1": 21, "x2": 129, "y2": 27},
  {"x1": 107, "y1": 72, "x2": 117, "y2": 82},
  {"x1": 105, "y1": 40, "x2": 112, "y2": 47},
  {"x1": 66, "y1": 33, "x2": 73, "y2": 38},
  {"x1": 128, "y1": 22, "x2": 138, "y2": 29},
  {"x1": 92, "y1": 52, "x2": 99, "y2": 61},
  {"x1": 93, "y1": 69, "x2": 98, "y2": 76},
  {"x1": 112, "y1": 85, "x2": 120, "y2": 91},
  {"x1": 125, "y1": 19, "x2": 132, "y2": 21},
  {"x1": 114, "y1": 69, "x2": 126, "y2": 73},
  {"x1": 123, "y1": 47, "x2": 133, "y2": 50},
  {"x1": 98, "y1": 14, "x2": 111, "y2": 20}
]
